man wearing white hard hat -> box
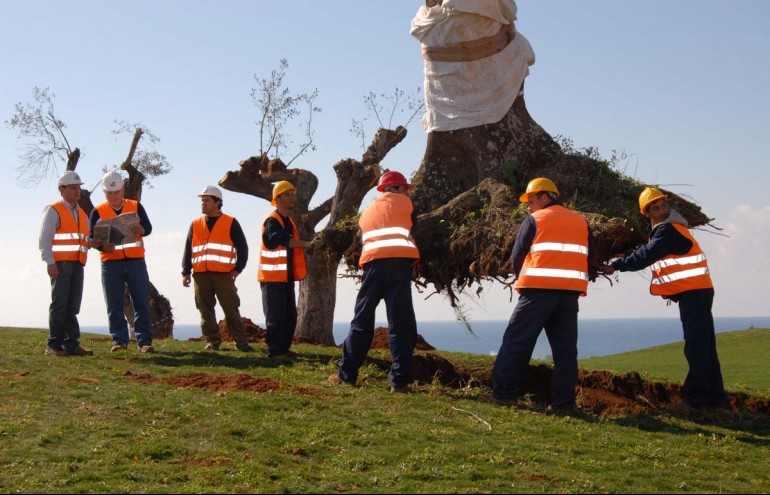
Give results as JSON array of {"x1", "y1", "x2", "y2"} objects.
[
  {"x1": 181, "y1": 186, "x2": 253, "y2": 352},
  {"x1": 37, "y1": 170, "x2": 95, "y2": 357},
  {"x1": 89, "y1": 170, "x2": 155, "y2": 353}
]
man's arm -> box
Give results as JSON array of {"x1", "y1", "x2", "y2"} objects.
[
  {"x1": 612, "y1": 224, "x2": 693, "y2": 272},
  {"x1": 263, "y1": 217, "x2": 292, "y2": 250},
  {"x1": 230, "y1": 218, "x2": 249, "y2": 273},
  {"x1": 137, "y1": 203, "x2": 152, "y2": 237},
  {"x1": 511, "y1": 215, "x2": 536, "y2": 277},
  {"x1": 181, "y1": 224, "x2": 194, "y2": 276},
  {"x1": 39, "y1": 205, "x2": 59, "y2": 266}
]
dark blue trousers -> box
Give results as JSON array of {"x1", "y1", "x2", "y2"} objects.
[
  {"x1": 492, "y1": 289, "x2": 580, "y2": 407},
  {"x1": 261, "y1": 282, "x2": 297, "y2": 357},
  {"x1": 677, "y1": 288, "x2": 727, "y2": 408},
  {"x1": 338, "y1": 258, "x2": 417, "y2": 388},
  {"x1": 48, "y1": 261, "x2": 84, "y2": 352},
  {"x1": 101, "y1": 258, "x2": 153, "y2": 347}
]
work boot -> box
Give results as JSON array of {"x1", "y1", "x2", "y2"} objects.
[
  {"x1": 328, "y1": 373, "x2": 356, "y2": 387},
  {"x1": 111, "y1": 343, "x2": 128, "y2": 352},
  {"x1": 390, "y1": 384, "x2": 410, "y2": 394},
  {"x1": 203, "y1": 343, "x2": 220, "y2": 351},
  {"x1": 666, "y1": 402, "x2": 694, "y2": 415},
  {"x1": 479, "y1": 394, "x2": 519, "y2": 407},
  {"x1": 138, "y1": 345, "x2": 155, "y2": 353},
  {"x1": 67, "y1": 346, "x2": 94, "y2": 357},
  {"x1": 546, "y1": 403, "x2": 588, "y2": 419},
  {"x1": 269, "y1": 353, "x2": 293, "y2": 361},
  {"x1": 44, "y1": 347, "x2": 69, "y2": 357}
]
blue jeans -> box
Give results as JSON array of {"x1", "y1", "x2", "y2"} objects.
[
  {"x1": 48, "y1": 261, "x2": 84, "y2": 351},
  {"x1": 338, "y1": 258, "x2": 417, "y2": 388},
  {"x1": 493, "y1": 289, "x2": 580, "y2": 408},
  {"x1": 101, "y1": 258, "x2": 153, "y2": 346}
]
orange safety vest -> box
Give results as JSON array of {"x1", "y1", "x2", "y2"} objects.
[
  {"x1": 650, "y1": 223, "x2": 713, "y2": 297},
  {"x1": 358, "y1": 192, "x2": 419, "y2": 267},
  {"x1": 50, "y1": 201, "x2": 89, "y2": 265},
  {"x1": 191, "y1": 214, "x2": 237, "y2": 273},
  {"x1": 258, "y1": 212, "x2": 307, "y2": 282},
  {"x1": 515, "y1": 205, "x2": 589, "y2": 295},
  {"x1": 95, "y1": 200, "x2": 145, "y2": 261}
]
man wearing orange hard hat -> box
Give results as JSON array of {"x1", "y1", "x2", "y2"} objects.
[
  {"x1": 600, "y1": 187, "x2": 726, "y2": 412},
  {"x1": 258, "y1": 181, "x2": 313, "y2": 361},
  {"x1": 329, "y1": 170, "x2": 420, "y2": 393}
]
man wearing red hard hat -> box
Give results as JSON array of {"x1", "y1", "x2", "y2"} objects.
[{"x1": 330, "y1": 170, "x2": 420, "y2": 393}]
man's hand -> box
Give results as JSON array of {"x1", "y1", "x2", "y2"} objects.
[
  {"x1": 182, "y1": 274, "x2": 191, "y2": 287},
  {"x1": 230, "y1": 270, "x2": 240, "y2": 281},
  {"x1": 598, "y1": 265, "x2": 615, "y2": 276},
  {"x1": 131, "y1": 224, "x2": 145, "y2": 236},
  {"x1": 47, "y1": 263, "x2": 59, "y2": 280}
]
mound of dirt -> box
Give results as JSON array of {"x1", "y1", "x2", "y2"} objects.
[{"x1": 401, "y1": 355, "x2": 770, "y2": 417}]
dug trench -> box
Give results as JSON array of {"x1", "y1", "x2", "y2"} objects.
[{"x1": 114, "y1": 322, "x2": 770, "y2": 419}]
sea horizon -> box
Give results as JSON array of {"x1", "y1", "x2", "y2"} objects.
[{"x1": 79, "y1": 316, "x2": 770, "y2": 360}]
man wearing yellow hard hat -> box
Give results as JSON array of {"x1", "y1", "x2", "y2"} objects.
[
  {"x1": 491, "y1": 178, "x2": 595, "y2": 415},
  {"x1": 600, "y1": 187, "x2": 726, "y2": 412},
  {"x1": 258, "y1": 181, "x2": 313, "y2": 361}
]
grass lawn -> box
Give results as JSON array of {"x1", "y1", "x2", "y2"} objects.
[{"x1": 1, "y1": 326, "x2": 768, "y2": 493}]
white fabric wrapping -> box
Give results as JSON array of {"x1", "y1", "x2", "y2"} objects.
[{"x1": 411, "y1": 0, "x2": 535, "y2": 132}]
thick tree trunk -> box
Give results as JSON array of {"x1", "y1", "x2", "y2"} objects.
[
  {"x1": 222, "y1": 128, "x2": 405, "y2": 345},
  {"x1": 295, "y1": 251, "x2": 339, "y2": 346},
  {"x1": 411, "y1": 95, "x2": 557, "y2": 215}
]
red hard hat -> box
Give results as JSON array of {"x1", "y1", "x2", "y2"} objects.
[{"x1": 376, "y1": 171, "x2": 413, "y2": 192}]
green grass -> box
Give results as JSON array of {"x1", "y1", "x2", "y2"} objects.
[
  {"x1": 1, "y1": 326, "x2": 768, "y2": 494},
  {"x1": 580, "y1": 328, "x2": 770, "y2": 397}
]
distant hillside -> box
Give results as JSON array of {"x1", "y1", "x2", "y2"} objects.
[{"x1": 580, "y1": 328, "x2": 770, "y2": 396}]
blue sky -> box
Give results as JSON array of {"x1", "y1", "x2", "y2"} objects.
[{"x1": 2, "y1": 1, "x2": 769, "y2": 332}]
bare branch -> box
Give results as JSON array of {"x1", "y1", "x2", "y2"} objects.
[{"x1": 5, "y1": 87, "x2": 74, "y2": 186}]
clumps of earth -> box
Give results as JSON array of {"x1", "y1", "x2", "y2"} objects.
[{"x1": 115, "y1": 320, "x2": 770, "y2": 418}]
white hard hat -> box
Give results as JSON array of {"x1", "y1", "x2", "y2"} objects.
[
  {"x1": 198, "y1": 185, "x2": 222, "y2": 200},
  {"x1": 102, "y1": 170, "x2": 125, "y2": 192},
  {"x1": 57, "y1": 171, "x2": 84, "y2": 187}
]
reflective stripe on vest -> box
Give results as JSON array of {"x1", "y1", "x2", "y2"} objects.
[
  {"x1": 515, "y1": 205, "x2": 589, "y2": 295},
  {"x1": 358, "y1": 193, "x2": 419, "y2": 267},
  {"x1": 361, "y1": 225, "x2": 418, "y2": 254},
  {"x1": 51, "y1": 201, "x2": 89, "y2": 265},
  {"x1": 191, "y1": 214, "x2": 237, "y2": 273},
  {"x1": 258, "y1": 212, "x2": 307, "y2": 282},
  {"x1": 96, "y1": 200, "x2": 145, "y2": 261},
  {"x1": 649, "y1": 223, "x2": 713, "y2": 296}
]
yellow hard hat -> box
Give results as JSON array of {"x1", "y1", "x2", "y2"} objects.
[
  {"x1": 519, "y1": 177, "x2": 559, "y2": 202},
  {"x1": 638, "y1": 187, "x2": 668, "y2": 214},
  {"x1": 271, "y1": 180, "x2": 297, "y2": 206}
]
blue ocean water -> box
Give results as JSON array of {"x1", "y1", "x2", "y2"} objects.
[{"x1": 85, "y1": 316, "x2": 770, "y2": 360}]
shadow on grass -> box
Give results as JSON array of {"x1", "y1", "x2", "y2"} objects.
[
  {"x1": 609, "y1": 411, "x2": 770, "y2": 444},
  {"x1": 141, "y1": 351, "x2": 296, "y2": 370}
]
